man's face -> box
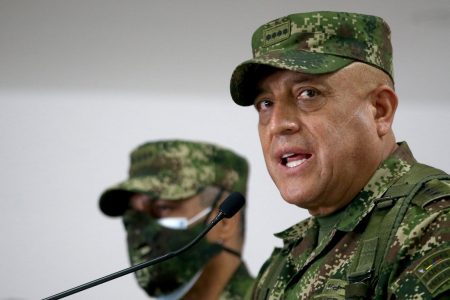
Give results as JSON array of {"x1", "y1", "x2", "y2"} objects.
[
  {"x1": 254, "y1": 65, "x2": 384, "y2": 216},
  {"x1": 129, "y1": 190, "x2": 222, "y2": 241},
  {"x1": 130, "y1": 193, "x2": 205, "y2": 220},
  {"x1": 123, "y1": 190, "x2": 225, "y2": 296}
]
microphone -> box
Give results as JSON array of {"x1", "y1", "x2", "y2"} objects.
[
  {"x1": 41, "y1": 192, "x2": 245, "y2": 300},
  {"x1": 219, "y1": 192, "x2": 245, "y2": 218}
]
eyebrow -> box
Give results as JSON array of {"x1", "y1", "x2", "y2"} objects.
[{"x1": 253, "y1": 72, "x2": 323, "y2": 101}]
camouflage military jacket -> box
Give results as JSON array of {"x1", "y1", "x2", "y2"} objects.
[
  {"x1": 250, "y1": 142, "x2": 450, "y2": 299},
  {"x1": 220, "y1": 262, "x2": 254, "y2": 300}
]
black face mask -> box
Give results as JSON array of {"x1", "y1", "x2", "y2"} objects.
[{"x1": 122, "y1": 190, "x2": 238, "y2": 297}]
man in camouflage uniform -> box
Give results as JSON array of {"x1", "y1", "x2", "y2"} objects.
[
  {"x1": 229, "y1": 11, "x2": 450, "y2": 299},
  {"x1": 99, "y1": 139, "x2": 254, "y2": 299}
]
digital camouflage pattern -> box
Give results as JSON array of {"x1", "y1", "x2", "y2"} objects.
[
  {"x1": 249, "y1": 142, "x2": 450, "y2": 299},
  {"x1": 221, "y1": 263, "x2": 255, "y2": 300},
  {"x1": 230, "y1": 11, "x2": 393, "y2": 106},
  {"x1": 99, "y1": 139, "x2": 249, "y2": 216},
  {"x1": 123, "y1": 208, "x2": 254, "y2": 299},
  {"x1": 123, "y1": 209, "x2": 223, "y2": 296}
]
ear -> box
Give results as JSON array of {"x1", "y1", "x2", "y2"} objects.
[
  {"x1": 370, "y1": 85, "x2": 398, "y2": 137},
  {"x1": 207, "y1": 208, "x2": 241, "y2": 243},
  {"x1": 219, "y1": 211, "x2": 241, "y2": 241}
]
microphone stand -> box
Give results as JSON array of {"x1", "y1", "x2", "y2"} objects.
[{"x1": 42, "y1": 211, "x2": 225, "y2": 300}]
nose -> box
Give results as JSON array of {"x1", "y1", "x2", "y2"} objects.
[{"x1": 268, "y1": 100, "x2": 300, "y2": 136}]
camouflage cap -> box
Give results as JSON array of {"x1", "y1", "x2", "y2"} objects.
[
  {"x1": 230, "y1": 11, "x2": 393, "y2": 106},
  {"x1": 99, "y1": 140, "x2": 249, "y2": 216}
]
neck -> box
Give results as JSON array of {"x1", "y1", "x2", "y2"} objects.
[{"x1": 181, "y1": 249, "x2": 241, "y2": 300}]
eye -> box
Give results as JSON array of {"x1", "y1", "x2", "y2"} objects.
[
  {"x1": 299, "y1": 88, "x2": 319, "y2": 100},
  {"x1": 297, "y1": 88, "x2": 325, "y2": 112},
  {"x1": 152, "y1": 202, "x2": 175, "y2": 218},
  {"x1": 254, "y1": 98, "x2": 273, "y2": 112}
]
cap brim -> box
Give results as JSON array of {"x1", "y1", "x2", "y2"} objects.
[
  {"x1": 99, "y1": 189, "x2": 134, "y2": 217},
  {"x1": 98, "y1": 177, "x2": 199, "y2": 217},
  {"x1": 230, "y1": 50, "x2": 354, "y2": 106}
]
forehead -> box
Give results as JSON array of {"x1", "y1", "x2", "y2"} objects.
[
  {"x1": 261, "y1": 69, "x2": 323, "y2": 84},
  {"x1": 256, "y1": 62, "x2": 371, "y2": 91}
]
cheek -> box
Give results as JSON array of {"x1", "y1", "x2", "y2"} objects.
[
  {"x1": 326, "y1": 109, "x2": 377, "y2": 165},
  {"x1": 309, "y1": 118, "x2": 345, "y2": 154},
  {"x1": 258, "y1": 125, "x2": 269, "y2": 151},
  {"x1": 311, "y1": 110, "x2": 373, "y2": 163},
  {"x1": 345, "y1": 108, "x2": 378, "y2": 146},
  {"x1": 258, "y1": 125, "x2": 278, "y2": 177},
  {"x1": 327, "y1": 104, "x2": 375, "y2": 141}
]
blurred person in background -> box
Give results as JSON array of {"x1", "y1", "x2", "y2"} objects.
[{"x1": 99, "y1": 139, "x2": 254, "y2": 299}]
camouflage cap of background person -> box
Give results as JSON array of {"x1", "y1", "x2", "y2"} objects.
[
  {"x1": 230, "y1": 11, "x2": 393, "y2": 106},
  {"x1": 99, "y1": 140, "x2": 249, "y2": 216}
]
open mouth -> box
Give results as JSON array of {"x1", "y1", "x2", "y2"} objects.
[{"x1": 281, "y1": 153, "x2": 312, "y2": 168}]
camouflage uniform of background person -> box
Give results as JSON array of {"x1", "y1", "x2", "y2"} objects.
[
  {"x1": 99, "y1": 140, "x2": 254, "y2": 300},
  {"x1": 229, "y1": 11, "x2": 450, "y2": 299}
]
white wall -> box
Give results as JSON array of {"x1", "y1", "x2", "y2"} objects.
[{"x1": 0, "y1": 1, "x2": 449, "y2": 299}]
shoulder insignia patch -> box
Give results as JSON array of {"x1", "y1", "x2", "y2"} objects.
[{"x1": 414, "y1": 248, "x2": 450, "y2": 296}]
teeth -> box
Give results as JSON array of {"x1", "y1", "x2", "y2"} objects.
[
  {"x1": 282, "y1": 153, "x2": 295, "y2": 159},
  {"x1": 286, "y1": 158, "x2": 307, "y2": 168}
]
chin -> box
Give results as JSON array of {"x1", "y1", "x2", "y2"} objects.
[{"x1": 280, "y1": 188, "x2": 313, "y2": 209}]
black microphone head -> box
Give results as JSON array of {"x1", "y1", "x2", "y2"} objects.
[{"x1": 219, "y1": 192, "x2": 245, "y2": 218}]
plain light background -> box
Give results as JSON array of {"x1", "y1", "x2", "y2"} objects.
[{"x1": 1, "y1": 1, "x2": 449, "y2": 299}]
